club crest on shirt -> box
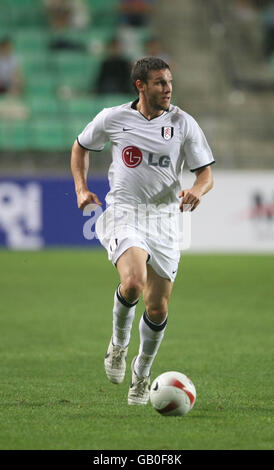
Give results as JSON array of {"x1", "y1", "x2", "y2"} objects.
[{"x1": 161, "y1": 126, "x2": 174, "y2": 140}]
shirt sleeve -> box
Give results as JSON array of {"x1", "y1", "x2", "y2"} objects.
[
  {"x1": 183, "y1": 115, "x2": 215, "y2": 172},
  {"x1": 77, "y1": 108, "x2": 109, "y2": 151}
]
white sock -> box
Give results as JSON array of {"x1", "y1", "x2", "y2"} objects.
[
  {"x1": 134, "y1": 311, "x2": 168, "y2": 378},
  {"x1": 112, "y1": 284, "x2": 139, "y2": 348}
]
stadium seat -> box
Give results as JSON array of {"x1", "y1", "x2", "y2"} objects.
[
  {"x1": 25, "y1": 72, "x2": 57, "y2": 96},
  {"x1": 48, "y1": 52, "x2": 102, "y2": 93},
  {"x1": 0, "y1": 122, "x2": 13, "y2": 150},
  {"x1": 0, "y1": 0, "x2": 139, "y2": 152},
  {"x1": 64, "y1": 97, "x2": 100, "y2": 117},
  {"x1": 30, "y1": 118, "x2": 68, "y2": 151},
  {"x1": 26, "y1": 95, "x2": 61, "y2": 117},
  {"x1": 22, "y1": 52, "x2": 51, "y2": 76},
  {"x1": 15, "y1": 28, "x2": 49, "y2": 53},
  {"x1": 94, "y1": 94, "x2": 135, "y2": 108},
  {"x1": 64, "y1": 94, "x2": 135, "y2": 121},
  {"x1": 0, "y1": 120, "x2": 32, "y2": 151},
  {"x1": 87, "y1": 0, "x2": 119, "y2": 26},
  {"x1": 68, "y1": 118, "x2": 93, "y2": 139},
  {"x1": 0, "y1": 0, "x2": 46, "y2": 27}
]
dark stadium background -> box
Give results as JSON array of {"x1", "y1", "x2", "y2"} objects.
[{"x1": 1, "y1": 0, "x2": 273, "y2": 250}]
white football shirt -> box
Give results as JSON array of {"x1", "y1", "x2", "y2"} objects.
[{"x1": 77, "y1": 99, "x2": 215, "y2": 208}]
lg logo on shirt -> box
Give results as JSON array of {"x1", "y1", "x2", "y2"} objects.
[
  {"x1": 148, "y1": 153, "x2": 171, "y2": 168},
  {"x1": 122, "y1": 146, "x2": 170, "y2": 168},
  {"x1": 122, "y1": 146, "x2": 143, "y2": 167}
]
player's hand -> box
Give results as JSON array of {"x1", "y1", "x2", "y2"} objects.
[
  {"x1": 76, "y1": 189, "x2": 102, "y2": 210},
  {"x1": 178, "y1": 188, "x2": 202, "y2": 212}
]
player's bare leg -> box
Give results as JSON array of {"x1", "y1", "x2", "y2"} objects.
[
  {"x1": 128, "y1": 265, "x2": 173, "y2": 404},
  {"x1": 117, "y1": 247, "x2": 148, "y2": 303},
  {"x1": 104, "y1": 247, "x2": 148, "y2": 384},
  {"x1": 143, "y1": 264, "x2": 173, "y2": 324}
]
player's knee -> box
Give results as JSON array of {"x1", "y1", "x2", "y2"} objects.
[
  {"x1": 146, "y1": 301, "x2": 168, "y2": 324},
  {"x1": 122, "y1": 274, "x2": 145, "y2": 302}
]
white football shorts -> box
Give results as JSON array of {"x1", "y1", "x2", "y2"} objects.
[{"x1": 95, "y1": 205, "x2": 181, "y2": 282}]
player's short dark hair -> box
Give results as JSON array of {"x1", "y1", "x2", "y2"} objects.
[{"x1": 131, "y1": 57, "x2": 170, "y2": 94}]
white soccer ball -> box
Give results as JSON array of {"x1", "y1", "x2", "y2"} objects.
[{"x1": 150, "y1": 371, "x2": 196, "y2": 416}]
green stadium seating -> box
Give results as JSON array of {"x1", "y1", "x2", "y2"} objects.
[
  {"x1": 22, "y1": 53, "x2": 51, "y2": 76},
  {"x1": 30, "y1": 118, "x2": 69, "y2": 151},
  {"x1": 64, "y1": 94, "x2": 135, "y2": 120},
  {"x1": 0, "y1": 0, "x2": 46, "y2": 27},
  {"x1": 0, "y1": 122, "x2": 13, "y2": 150},
  {"x1": 10, "y1": 121, "x2": 33, "y2": 150},
  {"x1": 26, "y1": 95, "x2": 61, "y2": 116},
  {"x1": 15, "y1": 29, "x2": 49, "y2": 53},
  {"x1": 96, "y1": 94, "x2": 135, "y2": 108},
  {"x1": 0, "y1": 0, "x2": 143, "y2": 151},
  {"x1": 25, "y1": 72, "x2": 57, "y2": 96},
  {"x1": 0, "y1": 0, "x2": 119, "y2": 27},
  {"x1": 87, "y1": 0, "x2": 119, "y2": 26},
  {"x1": 64, "y1": 97, "x2": 99, "y2": 117},
  {"x1": 0, "y1": 120, "x2": 32, "y2": 151},
  {"x1": 68, "y1": 118, "x2": 93, "y2": 140}
]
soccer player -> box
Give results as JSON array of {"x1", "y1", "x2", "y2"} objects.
[{"x1": 71, "y1": 57, "x2": 214, "y2": 405}]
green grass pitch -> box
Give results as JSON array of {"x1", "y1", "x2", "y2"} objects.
[{"x1": 0, "y1": 250, "x2": 273, "y2": 450}]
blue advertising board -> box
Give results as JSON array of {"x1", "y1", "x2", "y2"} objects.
[{"x1": 0, "y1": 177, "x2": 109, "y2": 249}]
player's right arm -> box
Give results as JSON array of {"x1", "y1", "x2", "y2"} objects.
[{"x1": 71, "y1": 139, "x2": 102, "y2": 210}]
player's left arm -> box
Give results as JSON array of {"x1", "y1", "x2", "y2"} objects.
[{"x1": 178, "y1": 165, "x2": 214, "y2": 212}]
